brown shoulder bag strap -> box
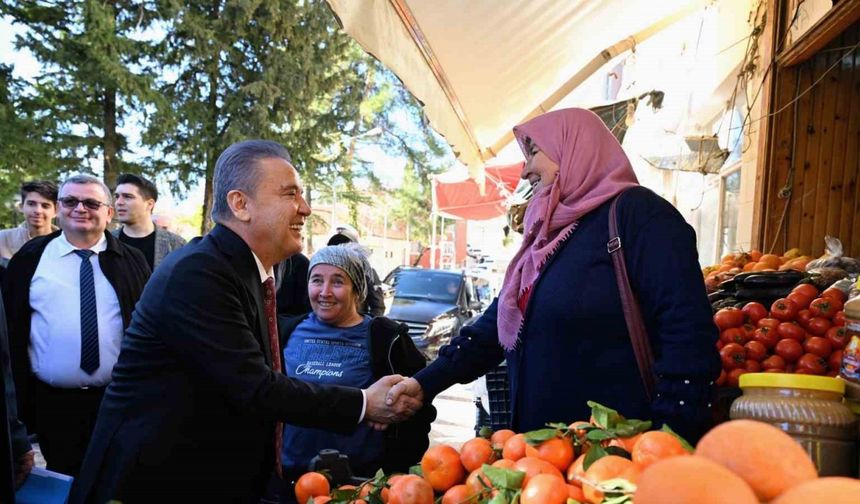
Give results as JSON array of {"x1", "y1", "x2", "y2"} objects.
[{"x1": 608, "y1": 191, "x2": 657, "y2": 401}]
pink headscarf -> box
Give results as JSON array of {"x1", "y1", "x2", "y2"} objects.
[{"x1": 497, "y1": 108, "x2": 639, "y2": 350}]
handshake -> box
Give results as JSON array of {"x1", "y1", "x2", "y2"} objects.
[{"x1": 363, "y1": 375, "x2": 425, "y2": 430}]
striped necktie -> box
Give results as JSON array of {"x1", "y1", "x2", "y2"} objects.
[{"x1": 73, "y1": 249, "x2": 100, "y2": 374}]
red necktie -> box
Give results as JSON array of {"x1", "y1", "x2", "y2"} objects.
[{"x1": 263, "y1": 278, "x2": 283, "y2": 477}]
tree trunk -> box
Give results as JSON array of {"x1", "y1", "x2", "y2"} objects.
[
  {"x1": 200, "y1": 0, "x2": 221, "y2": 234},
  {"x1": 103, "y1": 88, "x2": 118, "y2": 188}
]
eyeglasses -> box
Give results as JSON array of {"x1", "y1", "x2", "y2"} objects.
[{"x1": 58, "y1": 197, "x2": 111, "y2": 211}]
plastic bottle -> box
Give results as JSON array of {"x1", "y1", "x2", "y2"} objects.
[{"x1": 841, "y1": 296, "x2": 860, "y2": 383}]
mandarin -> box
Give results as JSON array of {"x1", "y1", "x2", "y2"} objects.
[
  {"x1": 421, "y1": 445, "x2": 466, "y2": 492},
  {"x1": 635, "y1": 455, "x2": 758, "y2": 504},
  {"x1": 695, "y1": 419, "x2": 817, "y2": 501}
]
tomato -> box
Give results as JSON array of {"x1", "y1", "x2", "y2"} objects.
[
  {"x1": 828, "y1": 350, "x2": 843, "y2": 371},
  {"x1": 777, "y1": 322, "x2": 805, "y2": 342},
  {"x1": 806, "y1": 317, "x2": 832, "y2": 336},
  {"x1": 726, "y1": 368, "x2": 748, "y2": 388},
  {"x1": 792, "y1": 283, "x2": 819, "y2": 299},
  {"x1": 757, "y1": 317, "x2": 780, "y2": 330},
  {"x1": 770, "y1": 298, "x2": 799, "y2": 321},
  {"x1": 721, "y1": 327, "x2": 749, "y2": 345},
  {"x1": 826, "y1": 326, "x2": 848, "y2": 350},
  {"x1": 744, "y1": 359, "x2": 761, "y2": 372},
  {"x1": 796, "y1": 353, "x2": 827, "y2": 375},
  {"x1": 752, "y1": 327, "x2": 779, "y2": 349},
  {"x1": 720, "y1": 343, "x2": 747, "y2": 370},
  {"x1": 741, "y1": 302, "x2": 768, "y2": 324},
  {"x1": 786, "y1": 292, "x2": 812, "y2": 310},
  {"x1": 796, "y1": 309, "x2": 812, "y2": 330},
  {"x1": 762, "y1": 354, "x2": 786, "y2": 371},
  {"x1": 833, "y1": 310, "x2": 846, "y2": 327},
  {"x1": 715, "y1": 368, "x2": 727, "y2": 386},
  {"x1": 809, "y1": 297, "x2": 843, "y2": 319},
  {"x1": 821, "y1": 287, "x2": 847, "y2": 304},
  {"x1": 775, "y1": 338, "x2": 804, "y2": 363},
  {"x1": 714, "y1": 308, "x2": 745, "y2": 330},
  {"x1": 744, "y1": 340, "x2": 767, "y2": 361},
  {"x1": 803, "y1": 336, "x2": 832, "y2": 358},
  {"x1": 786, "y1": 363, "x2": 797, "y2": 373}
]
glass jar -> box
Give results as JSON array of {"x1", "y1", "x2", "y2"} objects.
[{"x1": 731, "y1": 373, "x2": 858, "y2": 477}]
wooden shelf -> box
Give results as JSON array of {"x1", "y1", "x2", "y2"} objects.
[{"x1": 777, "y1": 0, "x2": 860, "y2": 67}]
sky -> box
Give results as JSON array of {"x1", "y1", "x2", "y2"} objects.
[{"x1": 0, "y1": 14, "x2": 416, "y2": 218}]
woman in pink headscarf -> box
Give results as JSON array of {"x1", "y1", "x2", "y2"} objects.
[{"x1": 391, "y1": 108, "x2": 719, "y2": 441}]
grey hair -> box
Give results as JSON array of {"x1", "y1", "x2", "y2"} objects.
[
  {"x1": 211, "y1": 140, "x2": 293, "y2": 223},
  {"x1": 309, "y1": 243, "x2": 372, "y2": 304},
  {"x1": 60, "y1": 174, "x2": 113, "y2": 205}
]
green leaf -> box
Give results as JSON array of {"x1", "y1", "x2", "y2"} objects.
[
  {"x1": 479, "y1": 426, "x2": 493, "y2": 439},
  {"x1": 523, "y1": 428, "x2": 560, "y2": 445},
  {"x1": 331, "y1": 488, "x2": 358, "y2": 500},
  {"x1": 582, "y1": 444, "x2": 608, "y2": 471},
  {"x1": 587, "y1": 401, "x2": 622, "y2": 429},
  {"x1": 585, "y1": 429, "x2": 615, "y2": 442},
  {"x1": 488, "y1": 491, "x2": 510, "y2": 504},
  {"x1": 547, "y1": 422, "x2": 570, "y2": 430},
  {"x1": 566, "y1": 499, "x2": 584, "y2": 504},
  {"x1": 604, "y1": 446, "x2": 632, "y2": 459},
  {"x1": 409, "y1": 465, "x2": 424, "y2": 476},
  {"x1": 660, "y1": 424, "x2": 695, "y2": 453},
  {"x1": 482, "y1": 463, "x2": 525, "y2": 490},
  {"x1": 612, "y1": 419, "x2": 652, "y2": 438},
  {"x1": 598, "y1": 477, "x2": 638, "y2": 494}
]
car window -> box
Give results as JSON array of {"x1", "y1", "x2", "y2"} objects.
[{"x1": 388, "y1": 270, "x2": 461, "y2": 304}]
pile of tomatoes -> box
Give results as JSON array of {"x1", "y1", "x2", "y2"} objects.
[{"x1": 714, "y1": 283, "x2": 849, "y2": 386}]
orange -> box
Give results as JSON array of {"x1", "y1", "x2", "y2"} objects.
[
  {"x1": 635, "y1": 455, "x2": 757, "y2": 504},
  {"x1": 501, "y1": 433, "x2": 538, "y2": 461},
  {"x1": 565, "y1": 452, "x2": 586, "y2": 487},
  {"x1": 581, "y1": 455, "x2": 633, "y2": 504},
  {"x1": 490, "y1": 429, "x2": 515, "y2": 448},
  {"x1": 607, "y1": 432, "x2": 642, "y2": 452},
  {"x1": 618, "y1": 463, "x2": 641, "y2": 484},
  {"x1": 567, "y1": 484, "x2": 585, "y2": 502},
  {"x1": 312, "y1": 497, "x2": 331, "y2": 504},
  {"x1": 749, "y1": 250, "x2": 762, "y2": 262},
  {"x1": 535, "y1": 437, "x2": 574, "y2": 472},
  {"x1": 338, "y1": 484, "x2": 357, "y2": 492},
  {"x1": 631, "y1": 431, "x2": 687, "y2": 468},
  {"x1": 520, "y1": 473, "x2": 568, "y2": 504},
  {"x1": 388, "y1": 474, "x2": 434, "y2": 504},
  {"x1": 440, "y1": 484, "x2": 480, "y2": 504},
  {"x1": 421, "y1": 444, "x2": 466, "y2": 492},
  {"x1": 295, "y1": 472, "x2": 330, "y2": 504},
  {"x1": 460, "y1": 437, "x2": 496, "y2": 472},
  {"x1": 770, "y1": 477, "x2": 860, "y2": 503},
  {"x1": 512, "y1": 456, "x2": 563, "y2": 487},
  {"x1": 758, "y1": 254, "x2": 781, "y2": 269},
  {"x1": 491, "y1": 458, "x2": 515, "y2": 469},
  {"x1": 695, "y1": 419, "x2": 817, "y2": 501},
  {"x1": 465, "y1": 468, "x2": 491, "y2": 496}
]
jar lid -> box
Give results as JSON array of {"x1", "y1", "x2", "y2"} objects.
[{"x1": 739, "y1": 372, "x2": 845, "y2": 394}]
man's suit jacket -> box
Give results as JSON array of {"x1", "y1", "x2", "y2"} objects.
[
  {"x1": 111, "y1": 226, "x2": 187, "y2": 268},
  {"x1": 72, "y1": 224, "x2": 364, "y2": 504}
]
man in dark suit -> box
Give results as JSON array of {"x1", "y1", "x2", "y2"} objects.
[{"x1": 72, "y1": 140, "x2": 420, "y2": 504}]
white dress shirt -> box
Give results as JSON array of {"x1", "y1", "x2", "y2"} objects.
[
  {"x1": 29, "y1": 232, "x2": 124, "y2": 388},
  {"x1": 250, "y1": 251, "x2": 367, "y2": 423}
]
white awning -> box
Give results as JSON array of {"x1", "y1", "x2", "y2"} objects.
[{"x1": 326, "y1": 0, "x2": 709, "y2": 177}]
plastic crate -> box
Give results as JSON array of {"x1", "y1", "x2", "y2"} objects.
[{"x1": 485, "y1": 363, "x2": 512, "y2": 431}]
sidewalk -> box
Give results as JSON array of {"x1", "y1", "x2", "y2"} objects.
[{"x1": 428, "y1": 382, "x2": 477, "y2": 449}]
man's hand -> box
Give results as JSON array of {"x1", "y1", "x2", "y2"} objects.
[
  {"x1": 364, "y1": 375, "x2": 422, "y2": 428},
  {"x1": 386, "y1": 376, "x2": 424, "y2": 409},
  {"x1": 14, "y1": 450, "x2": 34, "y2": 489}
]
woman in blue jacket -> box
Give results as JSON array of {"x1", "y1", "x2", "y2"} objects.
[
  {"x1": 389, "y1": 108, "x2": 720, "y2": 442},
  {"x1": 277, "y1": 244, "x2": 434, "y2": 502}
]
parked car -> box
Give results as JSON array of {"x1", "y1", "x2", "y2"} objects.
[{"x1": 383, "y1": 267, "x2": 486, "y2": 359}]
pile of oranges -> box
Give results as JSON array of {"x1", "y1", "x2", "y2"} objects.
[
  {"x1": 293, "y1": 401, "x2": 860, "y2": 503},
  {"x1": 702, "y1": 249, "x2": 810, "y2": 293}
]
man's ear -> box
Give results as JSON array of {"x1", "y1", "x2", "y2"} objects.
[
  {"x1": 226, "y1": 190, "x2": 251, "y2": 222},
  {"x1": 145, "y1": 199, "x2": 156, "y2": 214}
]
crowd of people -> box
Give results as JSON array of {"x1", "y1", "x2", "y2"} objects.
[{"x1": 0, "y1": 107, "x2": 719, "y2": 503}]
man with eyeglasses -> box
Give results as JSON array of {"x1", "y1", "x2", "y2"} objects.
[{"x1": 1, "y1": 174, "x2": 150, "y2": 477}]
